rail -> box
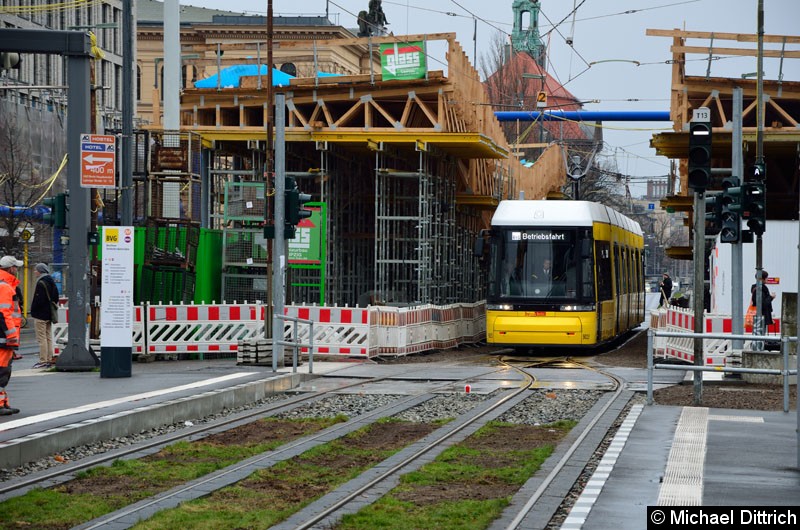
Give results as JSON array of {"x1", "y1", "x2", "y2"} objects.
[
  {"x1": 275, "y1": 314, "x2": 315, "y2": 374},
  {"x1": 646, "y1": 329, "x2": 798, "y2": 412}
]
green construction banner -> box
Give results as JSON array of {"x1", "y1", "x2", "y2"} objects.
[
  {"x1": 380, "y1": 41, "x2": 427, "y2": 80},
  {"x1": 288, "y1": 206, "x2": 324, "y2": 264}
]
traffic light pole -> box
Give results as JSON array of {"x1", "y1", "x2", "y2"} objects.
[
  {"x1": 730, "y1": 88, "x2": 744, "y2": 350},
  {"x1": 753, "y1": 0, "x2": 765, "y2": 344},
  {"x1": 688, "y1": 108, "x2": 711, "y2": 405},
  {"x1": 271, "y1": 93, "x2": 286, "y2": 370},
  {"x1": 693, "y1": 189, "x2": 705, "y2": 405}
]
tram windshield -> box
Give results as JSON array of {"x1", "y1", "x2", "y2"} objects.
[{"x1": 488, "y1": 228, "x2": 592, "y2": 301}]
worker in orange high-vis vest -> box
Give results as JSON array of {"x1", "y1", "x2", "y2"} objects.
[{"x1": 0, "y1": 255, "x2": 23, "y2": 416}]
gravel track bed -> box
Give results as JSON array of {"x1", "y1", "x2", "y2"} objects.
[{"x1": 0, "y1": 385, "x2": 609, "y2": 484}]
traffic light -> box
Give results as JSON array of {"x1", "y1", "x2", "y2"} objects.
[
  {"x1": 264, "y1": 177, "x2": 313, "y2": 240},
  {"x1": 42, "y1": 193, "x2": 68, "y2": 229},
  {"x1": 704, "y1": 193, "x2": 722, "y2": 236},
  {"x1": 742, "y1": 182, "x2": 766, "y2": 235},
  {"x1": 746, "y1": 162, "x2": 766, "y2": 181},
  {"x1": 286, "y1": 188, "x2": 312, "y2": 226},
  {"x1": 719, "y1": 186, "x2": 741, "y2": 243},
  {"x1": 284, "y1": 176, "x2": 312, "y2": 240},
  {"x1": 687, "y1": 121, "x2": 712, "y2": 190},
  {"x1": 0, "y1": 52, "x2": 21, "y2": 70}
]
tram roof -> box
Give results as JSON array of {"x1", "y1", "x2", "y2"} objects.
[{"x1": 491, "y1": 200, "x2": 643, "y2": 236}]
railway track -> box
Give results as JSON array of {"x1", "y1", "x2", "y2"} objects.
[{"x1": 0, "y1": 354, "x2": 639, "y2": 530}]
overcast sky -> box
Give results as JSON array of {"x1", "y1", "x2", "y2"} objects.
[{"x1": 178, "y1": 0, "x2": 799, "y2": 197}]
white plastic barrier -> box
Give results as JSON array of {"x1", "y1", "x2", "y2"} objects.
[
  {"x1": 662, "y1": 307, "x2": 737, "y2": 366},
  {"x1": 283, "y1": 306, "x2": 371, "y2": 356},
  {"x1": 146, "y1": 303, "x2": 265, "y2": 356},
  {"x1": 648, "y1": 308, "x2": 668, "y2": 356},
  {"x1": 54, "y1": 303, "x2": 263, "y2": 358},
  {"x1": 367, "y1": 301, "x2": 486, "y2": 357},
  {"x1": 52, "y1": 300, "x2": 487, "y2": 360}
]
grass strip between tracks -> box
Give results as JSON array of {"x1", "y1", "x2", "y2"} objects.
[
  {"x1": 131, "y1": 418, "x2": 442, "y2": 529},
  {"x1": 0, "y1": 416, "x2": 345, "y2": 530},
  {"x1": 334, "y1": 420, "x2": 575, "y2": 530}
]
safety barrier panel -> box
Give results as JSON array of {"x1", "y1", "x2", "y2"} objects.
[
  {"x1": 648, "y1": 308, "x2": 668, "y2": 356},
  {"x1": 52, "y1": 300, "x2": 487, "y2": 360},
  {"x1": 661, "y1": 307, "x2": 728, "y2": 366},
  {"x1": 53, "y1": 303, "x2": 264, "y2": 358},
  {"x1": 53, "y1": 305, "x2": 146, "y2": 356},
  {"x1": 146, "y1": 303, "x2": 265, "y2": 355},
  {"x1": 283, "y1": 306, "x2": 371, "y2": 356},
  {"x1": 653, "y1": 307, "x2": 781, "y2": 366},
  {"x1": 367, "y1": 301, "x2": 486, "y2": 357}
]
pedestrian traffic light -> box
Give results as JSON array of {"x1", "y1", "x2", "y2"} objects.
[
  {"x1": 704, "y1": 193, "x2": 722, "y2": 236},
  {"x1": 687, "y1": 121, "x2": 712, "y2": 190},
  {"x1": 42, "y1": 193, "x2": 68, "y2": 229},
  {"x1": 746, "y1": 162, "x2": 766, "y2": 181},
  {"x1": 0, "y1": 52, "x2": 21, "y2": 70},
  {"x1": 741, "y1": 182, "x2": 766, "y2": 235}
]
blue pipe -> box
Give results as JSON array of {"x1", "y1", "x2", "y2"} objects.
[
  {"x1": 0, "y1": 205, "x2": 51, "y2": 220},
  {"x1": 0, "y1": 206, "x2": 65, "y2": 263},
  {"x1": 494, "y1": 110, "x2": 671, "y2": 122}
]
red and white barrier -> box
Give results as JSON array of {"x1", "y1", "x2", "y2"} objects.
[
  {"x1": 657, "y1": 307, "x2": 780, "y2": 366},
  {"x1": 54, "y1": 303, "x2": 264, "y2": 358},
  {"x1": 146, "y1": 303, "x2": 265, "y2": 355},
  {"x1": 283, "y1": 306, "x2": 371, "y2": 356},
  {"x1": 52, "y1": 300, "x2": 487, "y2": 360}
]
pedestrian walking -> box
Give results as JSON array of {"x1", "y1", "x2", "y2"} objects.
[
  {"x1": 658, "y1": 272, "x2": 672, "y2": 307},
  {"x1": 0, "y1": 255, "x2": 23, "y2": 415},
  {"x1": 750, "y1": 270, "x2": 776, "y2": 327},
  {"x1": 30, "y1": 263, "x2": 59, "y2": 368}
]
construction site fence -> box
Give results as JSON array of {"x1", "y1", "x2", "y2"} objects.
[
  {"x1": 648, "y1": 306, "x2": 782, "y2": 366},
  {"x1": 52, "y1": 301, "x2": 486, "y2": 359}
]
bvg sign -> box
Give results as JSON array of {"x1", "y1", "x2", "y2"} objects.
[{"x1": 80, "y1": 134, "x2": 116, "y2": 189}]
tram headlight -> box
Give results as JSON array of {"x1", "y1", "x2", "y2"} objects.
[
  {"x1": 559, "y1": 304, "x2": 595, "y2": 312},
  {"x1": 487, "y1": 303, "x2": 514, "y2": 311}
]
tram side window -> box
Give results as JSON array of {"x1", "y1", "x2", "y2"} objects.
[
  {"x1": 613, "y1": 244, "x2": 622, "y2": 297},
  {"x1": 595, "y1": 241, "x2": 612, "y2": 301},
  {"x1": 622, "y1": 247, "x2": 631, "y2": 294}
]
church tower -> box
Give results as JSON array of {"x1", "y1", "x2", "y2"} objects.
[{"x1": 511, "y1": 0, "x2": 546, "y2": 66}]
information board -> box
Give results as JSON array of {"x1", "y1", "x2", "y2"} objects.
[{"x1": 100, "y1": 226, "x2": 134, "y2": 348}]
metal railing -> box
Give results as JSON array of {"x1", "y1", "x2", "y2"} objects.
[
  {"x1": 275, "y1": 314, "x2": 315, "y2": 374},
  {"x1": 647, "y1": 329, "x2": 798, "y2": 412}
]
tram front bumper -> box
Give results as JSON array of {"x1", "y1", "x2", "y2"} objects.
[{"x1": 488, "y1": 312, "x2": 587, "y2": 346}]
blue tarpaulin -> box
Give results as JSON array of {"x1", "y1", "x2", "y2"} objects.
[{"x1": 194, "y1": 65, "x2": 294, "y2": 88}]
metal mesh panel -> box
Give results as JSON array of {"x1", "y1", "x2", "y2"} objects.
[
  {"x1": 223, "y1": 229, "x2": 269, "y2": 267},
  {"x1": 150, "y1": 131, "x2": 203, "y2": 175},
  {"x1": 147, "y1": 175, "x2": 202, "y2": 222},
  {"x1": 222, "y1": 273, "x2": 269, "y2": 304},
  {"x1": 224, "y1": 181, "x2": 266, "y2": 221}
]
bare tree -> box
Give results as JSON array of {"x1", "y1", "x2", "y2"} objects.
[{"x1": 0, "y1": 103, "x2": 54, "y2": 257}]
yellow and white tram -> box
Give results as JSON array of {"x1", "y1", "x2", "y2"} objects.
[{"x1": 482, "y1": 200, "x2": 645, "y2": 350}]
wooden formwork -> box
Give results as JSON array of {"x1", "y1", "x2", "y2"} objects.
[
  {"x1": 648, "y1": 29, "x2": 800, "y2": 216},
  {"x1": 178, "y1": 32, "x2": 566, "y2": 222}
]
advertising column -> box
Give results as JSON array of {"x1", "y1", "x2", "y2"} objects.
[{"x1": 100, "y1": 226, "x2": 134, "y2": 377}]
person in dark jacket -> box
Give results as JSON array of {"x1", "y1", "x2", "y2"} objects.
[
  {"x1": 659, "y1": 272, "x2": 673, "y2": 307},
  {"x1": 30, "y1": 263, "x2": 59, "y2": 368},
  {"x1": 750, "y1": 270, "x2": 776, "y2": 327}
]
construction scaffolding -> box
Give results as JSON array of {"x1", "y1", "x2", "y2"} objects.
[{"x1": 174, "y1": 33, "x2": 569, "y2": 307}]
